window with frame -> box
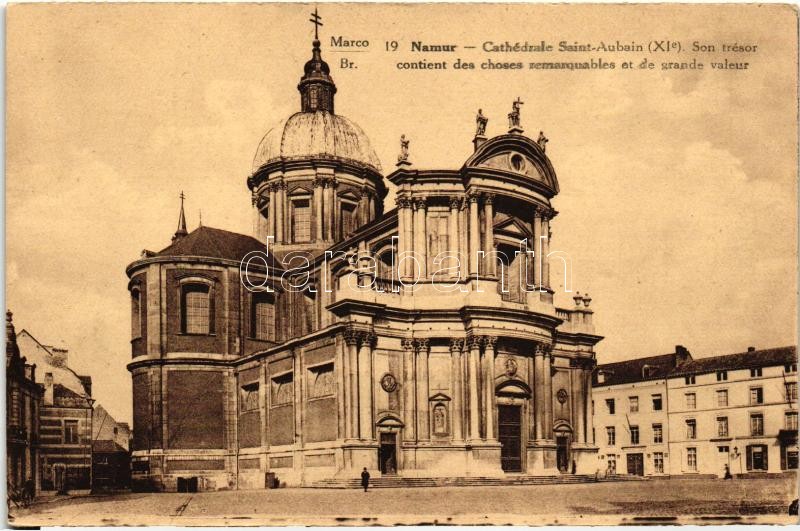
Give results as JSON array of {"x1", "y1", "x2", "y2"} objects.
[
  {"x1": 240, "y1": 383, "x2": 259, "y2": 412},
  {"x1": 785, "y1": 363, "x2": 798, "y2": 374},
  {"x1": 685, "y1": 375, "x2": 696, "y2": 385},
  {"x1": 686, "y1": 447, "x2": 697, "y2": 471},
  {"x1": 181, "y1": 283, "x2": 211, "y2": 335},
  {"x1": 131, "y1": 288, "x2": 142, "y2": 339},
  {"x1": 653, "y1": 452, "x2": 664, "y2": 474},
  {"x1": 606, "y1": 398, "x2": 615, "y2": 415},
  {"x1": 716, "y1": 370, "x2": 728, "y2": 381},
  {"x1": 717, "y1": 416, "x2": 728, "y2": 437},
  {"x1": 607, "y1": 454, "x2": 617, "y2": 474},
  {"x1": 630, "y1": 425, "x2": 639, "y2": 445},
  {"x1": 750, "y1": 413, "x2": 764, "y2": 436},
  {"x1": 746, "y1": 444, "x2": 768, "y2": 471},
  {"x1": 307, "y1": 363, "x2": 335, "y2": 399},
  {"x1": 686, "y1": 419, "x2": 697, "y2": 439},
  {"x1": 750, "y1": 387, "x2": 763, "y2": 405},
  {"x1": 427, "y1": 207, "x2": 451, "y2": 267},
  {"x1": 251, "y1": 292, "x2": 275, "y2": 341},
  {"x1": 652, "y1": 394, "x2": 663, "y2": 411},
  {"x1": 340, "y1": 201, "x2": 357, "y2": 238},
  {"x1": 606, "y1": 426, "x2": 616, "y2": 446},
  {"x1": 653, "y1": 423, "x2": 663, "y2": 443},
  {"x1": 750, "y1": 367, "x2": 762, "y2": 378},
  {"x1": 785, "y1": 412, "x2": 798, "y2": 431},
  {"x1": 717, "y1": 389, "x2": 728, "y2": 407},
  {"x1": 685, "y1": 392, "x2": 696, "y2": 409},
  {"x1": 786, "y1": 382, "x2": 798, "y2": 402},
  {"x1": 629, "y1": 396, "x2": 639, "y2": 413},
  {"x1": 291, "y1": 198, "x2": 311, "y2": 243},
  {"x1": 271, "y1": 372, "x2": 294, "y2": 406},
  {"x1": 64, "y1": 420, "x2": 79, "y2": 444}
]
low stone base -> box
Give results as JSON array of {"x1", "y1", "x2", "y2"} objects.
[{"x1": 526, "y1": 442, "x2": 559, "y2": 475}]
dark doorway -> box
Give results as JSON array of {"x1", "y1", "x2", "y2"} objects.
[
  {"x1": 177, "y1": 477, "x2": 198, "y2": 492},
  {"x1": 379, "y1": 432, "x2": 397, "y2": 475},
  {"x1": 498, "y1": 405, "x2": 522, "y2": 472},
  {"x1": 556, "y1": 435, "x2": 570, "y2": 472},
  {"x1": 627, "y1": 453, "x2": 644, "y2": 476}
]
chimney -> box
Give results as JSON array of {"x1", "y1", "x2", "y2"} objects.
[
  {"x1": 747, "y1": 346, "x2": 756, "y2": 352},
  {"x1": 675, "y1": 345, "x2": 692, "y2": 366},
  {"x1": 44, "y1": 372, "x2": 54, "y2": 405}
]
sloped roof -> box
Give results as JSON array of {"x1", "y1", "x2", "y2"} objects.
[
  {"x1": 17, "y1": 330, "x2": 90, "y2": 398},
  {"x1": 595, "y1": 353, "x2": 683, "y2": 387},
  {"x1": 92, "y1": 440, "x2": 128, "y2": 454},
  {"x1": 156, "y1": 226, "x2": 282, "y2": 269},
  {"x1": 670, "y1": 346, "x2": 796, "y2": 376}
]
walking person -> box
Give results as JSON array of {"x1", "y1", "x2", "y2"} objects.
[{"x1": 361, "y1": 467, "x2": 370, "y2": 492}]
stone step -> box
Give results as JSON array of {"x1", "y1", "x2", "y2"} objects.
[{"x1": 310, "y1": 474, "x2": 648, "y2": 489}]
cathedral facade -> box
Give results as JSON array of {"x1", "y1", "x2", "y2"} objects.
[{"x1": 127, "y1": 28, "x2": 602, "y2": 491}]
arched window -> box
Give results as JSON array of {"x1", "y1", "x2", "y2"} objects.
[
  {"x1": 340, "y1": 200, "x2": 358, "y2": 238},
  {"x1": 251, "y1": 292, "x2": 275, "y2": 341},
  {"x1": 181, "y1": 283, "x2": 211, "y2": 335},
  {"x1": 131, "y1": 288, "x2": 142, "y2": 339}
]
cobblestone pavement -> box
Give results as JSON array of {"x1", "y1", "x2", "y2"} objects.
[{"x1": 9, "y1": 477, "x2": 798, "y2": 526}]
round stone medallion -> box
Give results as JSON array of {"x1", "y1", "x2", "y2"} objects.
[
  {"x1": 557, "y1": 388, "x2": 568, "y2": 404},
  {"x1": 380, "y1": 373, "x2": 398, "y2": 393},
  {"x1": 504, "y1": 357, "x2": 518, "y2": 377}
]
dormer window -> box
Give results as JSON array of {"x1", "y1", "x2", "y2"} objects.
[
  {"x1": 181, "y1": 283, "x2": 212, "y2": 335},
  {"x1": 597, "y1": 371, "x2": 606, "y2": 384}
]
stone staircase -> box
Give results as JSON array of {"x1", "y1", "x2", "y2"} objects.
[{"x1": 310, "y1": 474, "x2": 647, "y2": 489}]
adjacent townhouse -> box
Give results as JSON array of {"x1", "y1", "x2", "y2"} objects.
[{"x1": 593, "y1": 345, "x2": 797, "y2": 477}]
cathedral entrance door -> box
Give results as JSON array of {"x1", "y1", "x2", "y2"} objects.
[
  {"x1": 498, "y1": 405, "x2": 522, "y2": 472},
  {"x1": 379, "y1": 432, "x2": 397, "y2": 475},
  {"x1": 556, "y1": 435, "x2": 570, "y2": 472}
]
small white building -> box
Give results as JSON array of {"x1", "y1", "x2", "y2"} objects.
[{"x1": 593, "y1": 345, "x2": 797, "y2": 478}]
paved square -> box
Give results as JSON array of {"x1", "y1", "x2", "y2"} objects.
[{"x1": 10, "y1": 477, "x2": 798, "y2": 526}]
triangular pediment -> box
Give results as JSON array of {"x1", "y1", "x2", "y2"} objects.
[
  {"x1": 429, "y1": 392, "x2": 451, "y2": 402},
  {"x1": 495, "y1": 217, "x2": 531, "y2": 236}
]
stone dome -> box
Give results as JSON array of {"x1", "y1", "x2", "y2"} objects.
[{"x1": 252, "y1": 111, "x2": 382, "y2": 173}]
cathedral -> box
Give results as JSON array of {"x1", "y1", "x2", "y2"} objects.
[{"x1": 127, "y1": 19, "x2": 603, "y2": 491}]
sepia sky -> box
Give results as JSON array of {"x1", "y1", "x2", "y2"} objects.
[{"x1": 6, "y1": 3, "x2": 797, "y2": 423}]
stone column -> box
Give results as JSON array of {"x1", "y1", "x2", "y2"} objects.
[
  {"x1": 571, "y1": 364, "x2": 583, "y2": 444},
  {"x1": 533, "y1": 207, "x2": 542, "y2": 289},
  {"x1": 450, "y1": 338, "x2": 464, "y2": 441},
  {"x1": 459, "y1": 200, "x2": 469, "y2": 280},
  {"x1": 358, "y1": 332, "x2": 375, "y2": 440},
  {"x1": 329, "y1": 180, "x2": 339, "y2": 240},
  {"x1": 368, "y1": 191, "x2": 375, "y2": 220},
  {"x1": 449, "y1": 197, "x2": 460, "y2": 278},
  {"x1": 275, "y1": 181, "x2": 285, "y2": 244},
  {"x1": 484, "y1": 336, "x2": 497, "y2": 440},
  {"x1": 400, "y1": 198, "x2": 414, "y2": 279},
  {"x1": 344, "y1": 327, "x2": 360, "y2": 439},
  {"x1": 413, "y1": 198, "x2": 427, "y2": 278},
  {"x1": 543, "y1": 347, "x2": 554, "y2": 440},
  {"x1": 533, "y1": 344, "x2": 546, "y2": 440},
  {"x1": 483, "y1": 194, "x2": 495, "y2": 277},
  {"x1": 268, "y1": 184, "x2": 276, "y2": 240},
  {"x1": 402, "y1": 338, "x2": 416, "y2": 441},
  {"x1": 542, "y1": 211, "x2": 552, "y2": 289},
  {"x1": 314, "y1": 178, "x2": 324, "y2": 242},
  {"x1": 415, "y1": 339, "x2": 430, "y2": 440},
  {"x1": 583, "y1": 366, "x2": 592, "y2": 444},
  {"x1": 468, "y1": 194, "x2": 480, "y2": 277},
  {"x1": 467, "y1": 335, "x2": 482, "y2": 442},
  {"x1": 336, "y1": 335, "x2": 346, "y2": 439}
]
